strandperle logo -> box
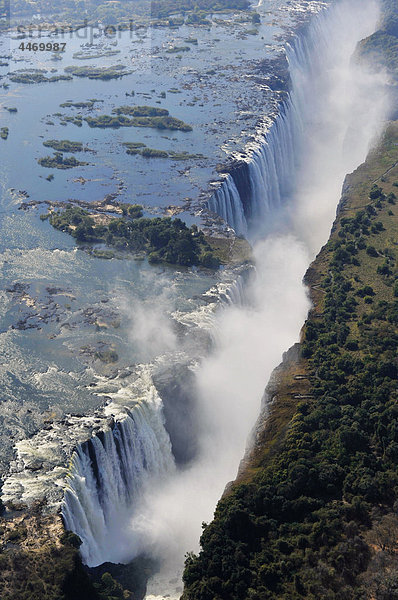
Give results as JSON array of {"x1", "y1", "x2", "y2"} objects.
[{"x1": 15, "y1": 19, "x2": 137, "y2": 43}]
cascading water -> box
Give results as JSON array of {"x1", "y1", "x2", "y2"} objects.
[
  {"x1": 207, "y1": 175, "x2": 248, "y2": 237},
  {"x1": 62, "y1": 0, "x2": 389, "y2": 596},
  {"x1": 206, "y1": 0, "x2": 387, "y2": 240},
  {"x1": 206, "y1": 65, "x2": 302, "y2": 235},
  {"x1": 62, "y1": 384, "x2": 176, "y2": 567}
]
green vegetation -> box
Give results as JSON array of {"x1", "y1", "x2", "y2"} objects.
[
  {"x1": 64, "y1": 65, "x2": 130, "y2": 80},
  {"x1": 134, "y1": 147, "x2": 169, "y2": 158},
  {"x1": 38, "y1": 152, "x2": 88, "y2": 169},
  {"x1": 132, "y1": 115, "x2": 192, "y2": 131},
  {"x1": 123, "y1": 142, "x2": 204, "y2": 160},
  {"x1": 0, "y1": 511, "x2": 101, "y2": 600},
  {"x1": 0, "y1": 506, "x2": 142, "y2": 598},
  {"x1": 72, "y1": 50, "x2": 120, "y2": 60},
  {"x1": 84, "y1": 114, "x2": 134, "y2": 128},
  {"x1": 61, "y1": 115, "x2": 83, "y2": 127},
  {"x1": 182, "y1": 124, "x2": 398, "y2": 599},
  {"x1": 1, "y1": 126, "x2": 8, "y2": 139},
  {"x1": 93, "y1": 572, "x2": 127, "y2": 599},
  {"x1": 122, "y1": 142, "x2": 146, "y2": 150},
  {"x1": 60, "y1": 101, "x2": 94, "y2": 109},
  {"x1": 47, "y1": 205, "x2": 220, "y2": 268},
  {"x1": 358, "y1": 31, "x2": 398, "y2": 75},
  {"x1": 357, "y1": 0, "x2": 398, "y2": 79},
  {"x1": 112, "y1": 105, "x2": 169, "y2": 117},
  {"x1": 90, "y1": 249, "x2": 115, "y2": 260},
  {"x1": 43, "y1": 140, "x2": 83, "y2": 152},
  {"x1": 85, "y1": 113, "x2": 192, "y2": 131},
  {"x1": 9, "y1": 72, "x2": 72, "y2": 84}
]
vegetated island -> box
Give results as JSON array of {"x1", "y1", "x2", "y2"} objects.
[
  {"x1": 59, "y1": 101, "x2": 97, "y2": 109},
  {"x1": 113, "y1": 105, "x2": 169, "y2": 117},
  {"x1": 44, "y1": 204, "x2": 223, "y2": 268},
  {"x1": 123, "y1": 142, "x2": 204, "y2": 160},
  {"x1": 72, "y1": 50, "x2": 121, "y2": 60},
  {"x1": 37, "y1": 152, "x2": 89, "y2": 169},
  {"x1": 84, "y1": 105, "x2": 193, "y2": 131},
  {"x1": 59, "y1": 115, "x2": 84, "y2": 127},
  {"x1": 43, "y1": 140, "x2": 85, "y2": 152},
  {"x1": 9, "y1": 71, "x2": 72, "y2": 84},
  {"x1": 182, "y1": 122, "x2": 398, "y2": 600},
  {"x1": 64, "y1": 65, "x2": 132, "y2": 80}
]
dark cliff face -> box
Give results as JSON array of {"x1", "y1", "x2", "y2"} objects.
[
  {"x1": 153, "y1": 363, "x2": 200, "y2": 465},
  {"x1": 230, "y1": 162, "x2": 254, "y2": 221}
]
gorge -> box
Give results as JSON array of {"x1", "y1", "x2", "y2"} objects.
[
  {"x1": 0, "y1": 0, "x2": 396, "y2": 598},
  {"x1": 59, "y1": 0, "x2": 390, "y2": 598}
]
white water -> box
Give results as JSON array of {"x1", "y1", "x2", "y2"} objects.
[
  {"x1": 207, "y1": 175, "x2": 248, "y2": 237},
  {"x1": 62, "y1": 0, "x2": 389, "y2": 595},
  {"x1": 207, "y1": 0, "x2": 388, "y2": 243},
  {"x1": 62, "y1": 383, "x2": 176, "y2": 567}
]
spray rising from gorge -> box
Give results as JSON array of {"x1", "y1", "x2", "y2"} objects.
[{"x1": 62, "y1": 0, "x2": 389, "y2": 594}]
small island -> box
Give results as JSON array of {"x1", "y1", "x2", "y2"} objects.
[
  {"x1": 64, "y1": 65, "x2": 131, "y2": 80},
  {"x1": 62, "y1": 115, "x2": 83, "y2": 127},
  {"x1": 10, "y1": 71, "x2": 72, "y2": 84},
  {"x1": 60, "y1": 101, "x2": 95, "y2": 109},
  {"x1": 123, "y1": 142, "x2": 204, "y2": 159},
  {"x1": 43, "y1": 140, "x2": 84, "y2": 153},
  {"x1": 37, "y1": 152, "x2": 89, "y2": 169},
  {"x1": 85, "y1": 112, "x2": 192, "y2": 131},
  {"x1": 112, "y1": 105, "x2": 169, "y2": 117},
  {"x1": 46, "y1": 204, "x2": 221, "y2": 268}
]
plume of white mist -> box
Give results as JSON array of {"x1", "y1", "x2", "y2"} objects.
[
  {"x1": 118, "y1": 234, "x2": 311, "y2": 585},
  {"x1": 66, "y1": 0, "x2": 392, "y2": 594},
  {"x1": 136, "y1": 0, "x2": 391, "y2": 591},
  {"x1": 127, "y1": 300, "x2": 177, "y2": 360},
  {"x1": 288, "y1": 0, "x2": 389, "y2": 255},
  {"x1": 118, "y1": 277, "x2": 178, "y2": 362}
]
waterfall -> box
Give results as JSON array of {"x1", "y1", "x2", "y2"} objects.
[
  {"x1": 61, "y1": 0, "x2": 386, "y2": 584},
  {"x1": 206, "y1": 93, "x2": 302, "y2": 236},
  {"x1": 207, "y1": 175, "x2": 248, "y2": 237},
  {"x1": 219, "y1": 273, "x2": 249, "y2": 306},
  {"x1": 206, "y1": 3, "x2": 354, "y2": 237},
  {"x1": 62, "y1": 387, "x2": 176, "y2": 567}
]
